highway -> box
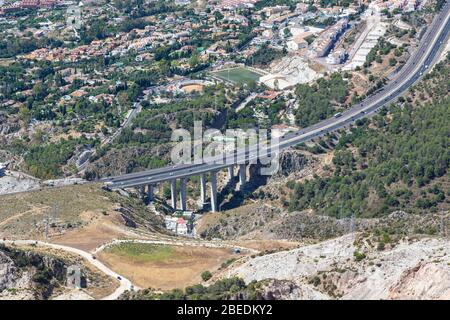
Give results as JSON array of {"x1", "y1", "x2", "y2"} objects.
[{"x1": 103, "y1": 2, "x2": 450, "y2": 190}]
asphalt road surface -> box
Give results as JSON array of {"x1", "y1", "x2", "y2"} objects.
[{"x1": 104, "y1": 2, "x2": 450, "y2": 189}]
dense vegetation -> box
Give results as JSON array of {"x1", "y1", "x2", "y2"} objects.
[
  {"x1": 120, "y1": 277, "x2": 264, "y2": 300},
  {"x1": 365, "y1": 38, "x2": 397, "y2": 67},
  {"x1": 115, "y1": 86, "x2": 227, "y2": 147},
  {"x1": 246, "y1": 45, "x2": 284, "y2": 67},
  {"x1": 24, "y1": 137, "x2": 91, "y2": 179},
  {"x1": 294, "y1": 73, "x2": 348, "y2": 127},
  {"x1": 254, "y1": 0, "x2": 297, "y2": 11},
  {"x1": 288, "y1": 58, "x2": 450, "y2": 217},
  {"x1": 0, "y1": 35, "x2": 62, "y2": 58}
]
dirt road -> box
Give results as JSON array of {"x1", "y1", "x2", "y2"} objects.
[{"x1": 0, "y1": 239, "x2": 137, "y2": 300}]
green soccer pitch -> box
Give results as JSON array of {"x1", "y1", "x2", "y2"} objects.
[{"x1": 211, "y1": 67, "x2": 263, "y2": 84}]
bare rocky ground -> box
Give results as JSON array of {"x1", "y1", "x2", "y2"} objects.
[
  {"x1": 0, "y1": 245, "x2": 75, "y2": 300},
  {"x1": 0, "y1": 244, "x2": 119, "y2": 300},
  {"x1": 0, "y1": 169, "x2": 86, "y2": 196},
  {"x1": 0, "y1": 171, "x2": 41, "y2": 195},
  {"x1": 222, "y1": 234, "x2": 450, "y2": 300}
]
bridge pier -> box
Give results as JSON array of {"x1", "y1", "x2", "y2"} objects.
[
  {"x1": 147, "y1": 184, "x2": 154, "y2": 202},
  {"x1": 139, "y1": 186, "x2": 145, "y2": 199},
  {"x1": 210, "y1": 171, "x2": 218, "y2": 212},
  {"x1": 200, "y1": 174, "x2": 207, "y2": 207},
  {"x1": 179, "y1": 178, "x2": 187, "y2": 211},
  {"x1": 227, "y1": 166, "x2": 234, "y2": 181},
  {"x1": 239, "y1": 164, "x2": 246, "y2": 190},
  {"x1": 170, "y1": 179, "x2": 177, "y2": 210}
]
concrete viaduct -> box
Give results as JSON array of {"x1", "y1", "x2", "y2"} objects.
[{"x1": 102, "y1": 2, "x2": 450, "y2": 213}]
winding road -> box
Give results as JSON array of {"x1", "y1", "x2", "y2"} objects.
[
  {"x1": 0, "y1": 238, "x2": 258, "y2": 299},
  {"x1": 0, "y1": 239, "x2": 134, "y2": 300}
]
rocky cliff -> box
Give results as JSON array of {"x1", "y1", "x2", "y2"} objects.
[
  {"x1": 0, "y1": 245, "x2": 68, "y2": 300},
  {"x1": 224, "y1": 234, "x2": 450, "y2": 300}
]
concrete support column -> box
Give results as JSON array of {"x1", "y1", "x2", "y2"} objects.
[
  {"x1": 179, "y1": 178, "x2": 187, "y2": 211},
  {"x1": 170, "y1": 179, "x2": 177, "y2": 210},
  {"x1": 200, "y1": 174, "x2": 207, "y2": 206},
  {"x1": 227, "y1": 165, "x2": 234, "y2": 181},
  {"x1": 139, "y1": 186, "x2": 146, "y2": 199},
  {"x1": 210, "y1": 171, "x2": 218, "y2": 212},
  {"x1": 239, "y1": 164, "x2": 246, "y2": 188},
  {"x1": 147, "y1": 184, "x2": 154, "y2": 202}
]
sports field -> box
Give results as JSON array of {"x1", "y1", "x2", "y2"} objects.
[{"x1": 212, "y1": 67, "x2": 262, "y2": 84}]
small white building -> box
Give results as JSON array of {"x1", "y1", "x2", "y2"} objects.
[
  {"x1": 286, "y1": 35, "x2": 309, "y2": 51},
  {"x1": 164, "y1": 216, "x2": 191, "y2": 236},
  {"x1": 176, "y1": 218, "x2": 188, "y2": 235},
  {"x1": 326, "y1": 50, "x2": 347, "y2": 65}
]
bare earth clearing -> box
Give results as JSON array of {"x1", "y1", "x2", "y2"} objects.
[{"x1": 98, "y1": 243, "x2": 240, "y2": 290}]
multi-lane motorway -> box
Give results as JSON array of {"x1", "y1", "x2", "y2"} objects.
[{"x1": 104, "y1": 2, "x2": 450, "y2": 190}]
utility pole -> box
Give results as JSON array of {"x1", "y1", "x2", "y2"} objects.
[
  {"x1": 44, "y1": 204, "x2": 59, "y2": 239},
  {"x1": 350, "y1": 213, "x2": 356, "y2": 234},
  {"x1": 441, "y1": 211, "x2": 446, "y2": 237},
  {"x1": 44, "y1": 214, "x2": 49, "y2": 240},
  {"x1": 53, "y1": 204, "x2": 59, "y2": 234}
]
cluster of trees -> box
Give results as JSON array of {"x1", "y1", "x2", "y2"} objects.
[
  {"x1": 24, "y1": 138, "x2": 83, "y2": 179},
  {"x1": 117, "y1": 124, "x2": 172, "y2": 146},
  {"x1": 318, "y1": 0, "x2": 354, "y2": 7},
  {"x1": 246, "y1": 45, "x2": 284, "y2": 67},
  {"x1": 121, "y1": 277, "x2": 263, "y2": 300},
  {"x1": 289, "y1": 60, "x2": 450, "y2": 217},
  {"x1": 294, "y1": 73, "x2": 348, "y2": 127},
  {"x1": 113, "y1": 0, "x2": 178, "y2": 18},
  {"x1": 365, "y1": 38, "x2": 396, "y2": 67},
  {"x1": 0, "y1": 63, "x2": 28, "y2": 100},
  {"x1": 227, "y1": 107, "x2": 258, "y2": 129},
  {"x1": 117, "y1": 88, "x2": 226, "y2": 147},
  {"x1": 0, "y1": 35, "x2": 62, "y2": 58},
  {"x1": 119, "y1": 18, "x2": 151, "y2": 33},
  {"x1": 254, "y1": 0, "x2": 297, "y2": 11}
]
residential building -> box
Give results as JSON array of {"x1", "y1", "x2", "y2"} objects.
[{"x1": 310, "y1": 18, "x2": 348, "y2": 58}]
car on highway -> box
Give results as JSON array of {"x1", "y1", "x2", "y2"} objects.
[{"x1": 334, "y1": 112, "x2": 343, "y2": 118}]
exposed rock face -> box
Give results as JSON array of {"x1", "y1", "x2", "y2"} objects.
[
  {"x1": 84, "y1": 144, "x2": 171, "y2": 180},
  {"x1": 0, "y1": 115, "x2": 20, "y2": 136},
  {"x1": 225, "y1": 235, "x2": 450, "y2": 300},
  {"x1": 275, "y1": 150, "x2": 313, "y2": 177},
  {"x1": 0, "y1": 252, "x2": 17, "y2": 292},
  {"x1": 256, "y1": 279, "x2": 329, "y2": 300},
  {"x1": 388, "y1": 262, "x2": 450, "y2": 300},
  {"x1": 0, "y1": 246, "x2": 68, "y2": 300}
]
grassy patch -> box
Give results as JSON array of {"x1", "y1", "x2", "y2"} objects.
[
  {"x1": 212, "y1": 67, "x2": 262, "y2": 84},
  {"x1": 106, "y1": 243, "x2": 175, "y2": 263}
]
